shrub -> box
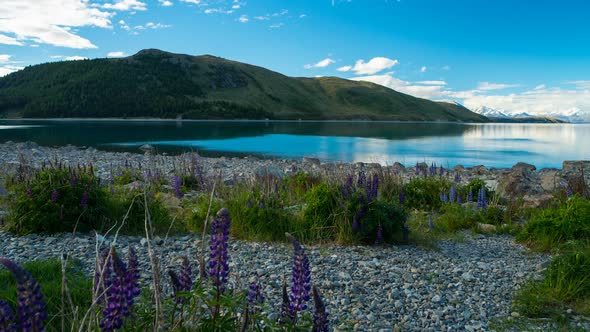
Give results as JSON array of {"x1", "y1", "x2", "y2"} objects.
[
  {"x1": 463, "y1": 179, "x2": 491, "y2": 203},
  {"x1": 436, "y1": 204, "x2": 477, "y2": 232},
  {"x1": 109, "y1": 189, "x2": 176, "y2": 234},
  {"x1": 5, "y1": 164, "x2": 110, "y2": 235},
  {"x1": 404, "y1": 176, "x2": 453, "y2": 210},
  {"x1": 517, "y1": 196, "x2": 590, "y2": 252}
]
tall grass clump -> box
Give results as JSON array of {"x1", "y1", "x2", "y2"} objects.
[
  {"x1": 5, "y1": 162, "x2": 109, "y2": 235},
  {"x1": 516, "y1": 196, "x2": 590, "y2": 252}
]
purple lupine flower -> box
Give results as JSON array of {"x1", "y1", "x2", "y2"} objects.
[
  {"x1": 399, "y1": 190, "x2": 406, "y2": 204},
  {"x1": 414, "y1": 163, "x2": 420, "y2": 176},
  {"x1": 26, "y1": 183, "x2": 33, "y2": 198},
  {"x1": 0, "y1": 258, "x2": 47, "y2": 332},
  {"x1": 247, "y1": 282, "x2": 264, "y2": 314},
  {"x1": 351, "y1": 214, "x2": 359, "y2": 232},
  {"x1": 357, "y1": 171, "x2": 366, "y2": 188},
  {"x1": 246, "y1": 198, "x2": 253, "y2": 208},
  {"x1": 467, "y1": 189, "x2": 474, "y2": 202},
  {"x1": 259, "y1": 199, "x2": 265, "y2": 209},
  {"x1": 173, "y1": 175, "x2": 183, "y2": 199},
  {"x1": 0, "y1": 299, "x2": 17, "y2": 332},
  {"x1": 402, "y1": 223, "x2": 409, "y2": 243},
  {"x1": 565, "y1": 186, "x2": 573, "y2": 198},
  {"x1": 192, "y1": 153, "x2": 204, "y2": 186},
  {"x1": 429, "y1": 215, "x2": 435, "y2": 229},
  {"x1": 477, "y1": 187, "x2": 488, "y2": 210},
  {"x1": 429, "y1": 163, "x2": 437, "y2": 176},
  {"x1": 209, "y1": 208, "x2": 231, "y2": 293},
  {"x1": 125, "y1": 247, "x2": 140, "y2": 309},
  {"x1": 375, "y1": 224, "x2": 384, "y2": 245},
  {"x1": 169, "y1": 257, "x2": 191, "y2": 303},
  {"x1": 368, "y1": 174, "x2": 379, "y2": 201},
  {"x1": 50, "y1": 189, "x2": 58, "y2": 203},
  {"x1": 80, "y1": 191, "x2": 89, "y2": 208},
  {"x1": 440, "y1": 193, "x2": 448, "y2": 203},
  {"x1": 280, "y1": 279, "x2": 292, "y2": 323},
  {"x1": 454, "y1": 172, "x2": 462, "y2": 183},
  {"x1": 457, "y1": 195, "x2": 463, "y2": 204},
  {"x1": 449, "y1": 186, "x2": 457, "y2": 203},
  {"x1": 312, "y1": 286, "x2": 329, "y2": 332},
  {"x1": 286, "y1": 233, "x2": 311, "y2": 323},
  {"x1": 438, "y1": 166, "x2": 444, "y2": 176}
]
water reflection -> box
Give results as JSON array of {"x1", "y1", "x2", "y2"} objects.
[{"x1": 0, "y1": 120, "x2": 588, "y2": 168}]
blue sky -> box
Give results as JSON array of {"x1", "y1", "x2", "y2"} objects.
[{"x1": 1, "y1": 0, "x2": 589, "y2": 115}]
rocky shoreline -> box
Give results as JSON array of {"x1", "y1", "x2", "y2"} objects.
[{"x1": 1, "y1": 141, "x2": 589, "y2": 331}]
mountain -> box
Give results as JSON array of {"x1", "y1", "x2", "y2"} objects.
[
  {"x1": 473, "y1": 106, "x2": 510, "y2": 118},
  {"x1": 473, "y1": 105, "x2": 573, "y2": 123},
  {"x1": 0, "y1": 49, "x2": 487, "y2": 122},
  {"x1": 548, "y1": 109, "x2": 590, "y2": 123}
]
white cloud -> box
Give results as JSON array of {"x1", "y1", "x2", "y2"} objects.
[
  {"x1": 0, "y1": 65, "x2": 23, "y2": 77},
  {"x1": 0, "y1": 0, "x2": 112, "y2": 49},
  {"x1": 299, "y1": 14, "x2": 306, "y2": 18},
  {"x1": 420, "y1": 66, "x2": 427, "y2": 73},
  {"x1": 238, "y1": 15, "x2": 249, "y2": 23},
  {"x1": 534, "y1": 84, "x2": 546, "y2": 90},
  {"x1": 269, "y1": 23, "x2": 284, "y2": 29},
  {"x1": 477, "y1": 82, "x2": 520, "y2": 90},
  {"x1": 345, "y1": 57, "x2": 399, "y2": 75},
  {"x1": 254, "y1": 16, "x2": 269, "y2": 20},
  {"x1": 180, "y1": 0, "x2": 200, "y2": 4},
  {"x1": 102, "y1": 0, "x2": 147, "y2": 11},
  {"x1": 566, "y1": 80, "x2": 590, "y2": 89},
  {"x1": 351, "y1": 73, "x2": 448, "y2": 99},
  {"x1": 232, "y1": 4, "x2": 240, "y2": 9},
  {"x1": 107, "y1": 51, "x2": 125, "y2": 57},
  {"x1": 159, "y1": 0, "x2": 173, "y2": 6},
  {"x1": 337, "y1": 65, "x2": 352, "y2": 72},
  {"x1": 144, "y1": 22, "x2": 171, "y2": 29},
  {"x1": 442, "y1": 65, "x2": 450, "y2": 71},
  {"x1": 416, "y1": 80, "x2": 447, "y2": 86},
  {"x1": 0, "y1": 34, "x2": 23, "y2": 46},
  {"x1": 0, "y1": 54, "x2": 11, "y2": 63},
  {"x1": 64, "y1": 55, "x2": 87, "y2": 60},
  {"x1": 304, "y1": 58, "x2": 335, "y2": 69}
]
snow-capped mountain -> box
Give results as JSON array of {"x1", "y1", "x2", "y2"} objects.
[
  {"x1": 473, "y1": 106, "x2": 590, "y2": 123},
  {"x1": 472, "y1": 106, "x2": 510, "y2": 118}
]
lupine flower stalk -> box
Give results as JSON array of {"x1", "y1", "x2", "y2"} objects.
[
  {"x1": 80, "y1": 191, "x2": 89, "y2": 208},
  {"x1": 209, "y1": 208, "x2": 231, "y2": 294},
  {"x1": 449, "y1": 186, "x2": 457, "y2": 203},
  {"x1": 312, "y1": 286, "x2": 329, "y2": 332},
  {"x1": 565, "y1": 186, "x2": 573, "y2": 198},
  {"x1": 173, "y1": 175, "x2": 183, "y2": 199},
  {"x1": 454, "y1": 172, "x2": 462, "y2": 183},
  {"x1": 247, "y1": 282, "x2": 264, "y2": 314},
  {"x1": 169, "y1": 256, "x2": 192, "y2": 304},
  {"x1": 286, "y1": 233, "x2": 311, "y2": 324},
  {"x1": 429, "y1": 215, "x2": 435, "y2": 229},
  {"x1": 477, "y1": 187, "x2": 488, "y2": 210},
  {"x1": 0, "y1": 299, "x2": 17, "y2": 332},
  {"x1": 0, "y1": 258, "x2": 47, "y2": 332},
  {"x1": 467, "y1": 189, "x2": 474, "y2": 202},
  {"x1": 50, "y1": 190, "x2": 58, "y2": 203}
]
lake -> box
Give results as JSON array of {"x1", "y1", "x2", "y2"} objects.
[{"x1": 0, "y1": 119, "x2": 588, "y2": 169}]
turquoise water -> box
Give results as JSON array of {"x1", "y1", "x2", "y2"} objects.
[{"x1": 1, "y1": 120, "x2": 588, "y2": 168}]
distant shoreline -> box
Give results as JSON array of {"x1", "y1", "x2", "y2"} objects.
[{"x1": 0, "y1": 117, "x2": 583, "y2": 124}]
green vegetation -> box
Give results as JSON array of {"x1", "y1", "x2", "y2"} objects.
[
  {"x1": 0, "y1": 259, "x2": 92, "y2": 331},
  {"x1": 0, "y1": 49, "x2": 489, "y2": 122}
]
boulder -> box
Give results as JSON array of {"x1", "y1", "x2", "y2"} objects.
[
  {"x1": 392, "y1": 162, "x2": 405, "y2": 171},
  {"x1": 303, "y1": 157, "x2": 321, "y2": 166},
  {"x1": 470, "y1": 165, "x2": 488, "y2": 175},
  {"x1": 511, "y1": 162, "x2": 536, "y2": 172},
  {"x1": 497, "y1": 166, "x2": 544, "y2": 199},
  {"x1": 562, "y1": 160, "x2": 590, "y2": 174}
]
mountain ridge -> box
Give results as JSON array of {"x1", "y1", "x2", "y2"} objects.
[{"x1": 0, "y1": 49, "x2": 488, "y2": 122}]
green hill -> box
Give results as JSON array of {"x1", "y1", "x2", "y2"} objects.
[{"x1": 0, "y1": 49, "x2": 488, "y2": 121}]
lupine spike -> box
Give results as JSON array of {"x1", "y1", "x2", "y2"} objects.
[
  {"x1": 399, "y1": 190, "x2": 406, "y2": 204},
  {"x1": 467, "y1": 189, "x2": 474, "y2": 202},
  {"x1": 209, "y1": 208, "x2": 231, "y2": 293},
  {"x1": 429, "y1": 215, "x2": 435, "y2": 229},
  {"x1": 312, "y1": 286, "x2": 329, "y2": 332},
  {"x1": 280, "y1": 279, "x2": 292, "y2": 323},
  {"x1": 449, "y1": 186, "x2": 457, "y2": 203},
  {"x1": 247, "y1": 282, "x2": 264, "y2": 314},
  {"x1": 0, "y1": 299, "x2": 17, "y2": 332},
  {"x1": 173, "y1": 175, "x2": 183, "y2": 199},
  {"x1": 50, "y1": 190, "x2": 58, "y2": 203},
  {"x1": 565, "y1": 186, "x2": 573, "y2": 198},
  {"x1": 80, "y1": 191, "x2": 89, "y2": 208},
  {"x1": 0, "y1": 258, "x2": 47, "y2": 332},
  {"x1": 286, "y1": 233, "x2": 312, "y2": 324}
]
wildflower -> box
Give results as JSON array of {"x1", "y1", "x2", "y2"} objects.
[
  {"x1": 173, "y1": 175, "x2": 183, "y2": 199},
  {"x1": 80, "y1": 191, "x2": 89, "y2": 208},
  {"x1": 429, "y1": 163, "x2": 437, "y2": 176},
  {"x1": 368, "y1": 174, "x2": 379, "y2": 201},
  {"x1": 438, "y1": 166, "x2": 444, "y2": 176},
  {"x1": 477, "y1": 187, "x2": 488, "y2": 210},
  {"x1": 457, "y1": 195, "x2": 463, "y2": 204},
  {"x1": 209, "y1": 208, "x2": 231, "y2": 293},
  {"x1": 440, "y1": 193, "x2": 448, "y2": 203},
  {"x1": 247, "y1": 282, "x2": 264, "y2": 314},
  {"x1": 467, "y1": 189, "x2": 474, "y2": 202},
  {"x1": 0, "y1": 258, "x2": 47, "y2": 332},
  {"x1": 399, "y1": 190, "x2": 406, "y2": 204},
  {"x1": 246, "y1": 198, "x2": 253, "y2": 208},
  {"x1": 280, "y1": 279, "x2": 292, "y2": 323},
  {"x1": 449, "y1": 186, "x2": 457, "y2": 203},
  {"x1": 312, "y1": 286, "x2": 329, "y2": 332},
  {"x1": 259, "y1": 199, "x2": 265, "y2": 209},
  {"x1": 50, "y1": 189, "x2": 58, "y2": 203},
  {"x1": 565, "y1": 186, "x2": 573, "y2": 198},
  {"x1": 286, "y1": 233, "x2": 311, "y2": 324},
  {"x1": 357, "y1": 171, "x2": 366, "y2": 188},
  {"x1": 171, "y1": 256, "x2": 192, "y2": 303},
  {"x1": 375, "y1": 224, "x2": 384, "y2": 245},
  {"x1": 0, "y1": 299, "x2": 17, "y2": 331},
  {"x1": 454, "y1": 172, "x2": 462, "y2": 183},
  {"x1": 26, "y1": 183, "x2": 33, "y2": 198},
  {"x1": 429, "y1": 215, "x2": 435, "y2": 229},
  {"x1": 125, "y1": 248, "x2": 140, "y2": 309}
]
